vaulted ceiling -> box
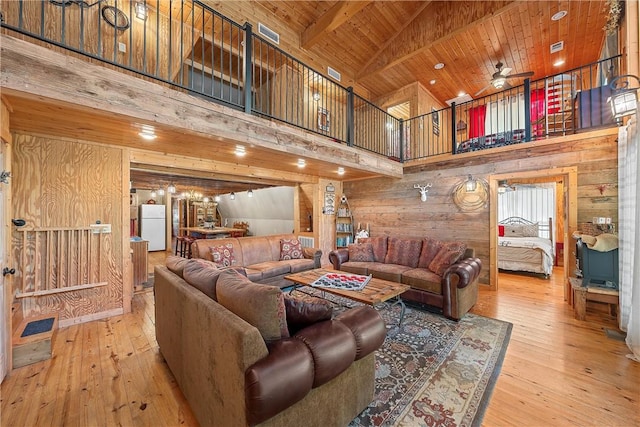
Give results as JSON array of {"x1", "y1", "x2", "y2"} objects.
[{"x1": 211, "y1": 0, "x2": 610, "y2": 105}]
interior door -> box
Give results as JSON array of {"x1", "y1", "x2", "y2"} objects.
[{"x1": 0, "y1": 140, "x2": 12, "y2": 381}]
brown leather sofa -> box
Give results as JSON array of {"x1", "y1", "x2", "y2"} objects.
[
  {"x1": 329, "y1": 236, "x2": 481, "y2": 321},
  {"x1": 191, "y1": 233, "x2": 321, "y2": 288},
  {"x1": 155, "y1": 257, "x2": 386, "y2": 427}
]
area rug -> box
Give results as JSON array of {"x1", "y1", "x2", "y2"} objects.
[{"x1": 297, "y1": 289, "x2": 512, "y2": 427}]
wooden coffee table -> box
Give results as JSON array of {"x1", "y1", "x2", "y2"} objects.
[{"x1": 285, "y1": 268, "x2": 410, "y2": 325}]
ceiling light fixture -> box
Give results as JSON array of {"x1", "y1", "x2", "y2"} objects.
[
  {"x1": 458, "y1": 91, "x2": 466, "y2": 97},
  {"x1": 167, "y1": 183, "x2": 176, "y2": 194},
  {"x1": 492, "y1": 76, "x2": 507, "y2": 89},
  {"x1": 229, "y1": 192, "x2": 235, "y2": 200},
  {"x1": 430, "y1": 79, "x2": 436, "y2": 85},
  {"x1": 214, "y1": 195, "x2": 221, "y2": 202},
  {"x1": 553, "y1": 59, "x2": 565, "y2": 67},
  {"x1": 551, "y1": 10, "x2": 567, "y2": 21},
  {"x1": 234, "y1": 145, "x2": 246, "y2": 157},
  {"x1": 297, "y1": 159, "x2": 306, "y2": 168},
  {"x1": 157, "y1": 188, "x2": 165, "y2": 196},
  {"x1": 434, "y1": 63, "x2": 445, "y2": 70},
  {"x1": 138, "y1": 125, "x2": 157, "y2": 140},
  {"x1": 247, "y1": 189, "x2": 253, "y2": 198},
  {"x1": 337, "y1": 167, "x2": 345, "y2": 175}
]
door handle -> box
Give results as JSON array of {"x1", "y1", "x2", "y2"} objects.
[{"x1": 2, "y1": 267, "x2": 15, "y2": 276}]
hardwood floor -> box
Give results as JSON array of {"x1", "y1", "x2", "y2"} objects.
[{"x1": 1, "y1": 255, "x2": 638, "y2": 426}]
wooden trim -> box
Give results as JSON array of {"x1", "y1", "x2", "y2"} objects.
[
  {"x1": 122, "y1": 148, "x2": 132, "y2": 313},
  {"x1": 15, "y1": 282, "x2": 108, "y2": 298},
  {"x1": 57, "y1": 307, "x2": 124, "y2": 328}
]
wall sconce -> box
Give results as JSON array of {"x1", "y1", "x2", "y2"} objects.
[
  {"x1": 230, "y1": 192, "x2": 235, "y2": 200},
  {"x1": 608, "y1": 74, "x2": 639, "y2": 120},
  {"x1": 135, "y1": 2, "x2": 147, "y2": 20},
  {"x1": 414, "y1": 183, "x2": 433, "y2": 202},
  {"x1": 465, "y1": 174, "x2": 478, "y2": 192},
  {"x1": 150, "y1": 190, "x2": 157, "y2": 198},
  {"x1": 167, "y1": 183, "x2": 176, "y2": 194},
  {"x1": 247, "y1": 189, "x2": 253, "y2": 198}
]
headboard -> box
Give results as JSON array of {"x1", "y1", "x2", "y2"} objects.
[{"x1": 499, "y1": 217, "x2": 553, "y2": 240}]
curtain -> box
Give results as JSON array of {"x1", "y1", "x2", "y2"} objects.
[
  {"x1": 485, "y1": 94, "x2": 526, "y2": 135},
  {"x1": 531, "y1": 88, "x2": 546, "y2": 137},
  {"x1": 618, "y1": 118, "x2": 640, "y2": 363},
  {"x1": 468, "y1": 105, "x2": 486, "y2": 138}
]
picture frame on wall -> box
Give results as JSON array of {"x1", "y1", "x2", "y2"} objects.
[
  {"x1": 323, "y1": 192, "x2": 335, "y2": 215},
  {"x1": 318, "y1": 107, "x2": 330, "y2": 132},
  {"x1": 431, "y1": 107, "x2": 439, "y2": 136}
]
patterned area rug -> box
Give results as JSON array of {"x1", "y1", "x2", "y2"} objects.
[{"x1": 298, "y1": 289, "x2": 512, "y2": 427}]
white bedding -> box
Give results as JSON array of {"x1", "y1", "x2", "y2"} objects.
[{"x1": 498, "y1": 236, "x2": 554, "y2": 275}]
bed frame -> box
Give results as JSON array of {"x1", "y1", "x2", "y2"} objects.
[{"x1": 498, "y1": 217, "x2": 554, "y2": 278}]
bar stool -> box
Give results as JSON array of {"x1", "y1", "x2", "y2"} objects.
[{"x1": 175, "y1": 235, "x2": 195, "y2": 258}]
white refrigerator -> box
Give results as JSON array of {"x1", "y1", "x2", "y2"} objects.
[{"x1": 139, "y1": 204, "x2": 166, "y2": 251}]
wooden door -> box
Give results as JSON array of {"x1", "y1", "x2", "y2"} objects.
[{"x1": 0, "y1": 136, "x2": 13, "y2": 380}]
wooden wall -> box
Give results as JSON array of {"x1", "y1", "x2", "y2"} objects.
[
  {"x1": 344, "y1": 132, "x2": 619, "y2": 285},
  {"x1": 11, "y1": 133, "x2": 128, "y2": 325}
]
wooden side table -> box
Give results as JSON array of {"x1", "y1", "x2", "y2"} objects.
[{"x1": 570, "y1": 277, "x2": 619, "y2": 321}]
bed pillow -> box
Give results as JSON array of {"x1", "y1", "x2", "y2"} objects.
[
  {"x1": 209, "y1": 243, "x2": 236, "y2": 267},
  {"x1": 522, "y1": 223, "x2": 539, "y2": 237},
  {"x1": 428, "y1": 242, "x2": 468, "y2": 276},
  {"x1": 348, "y1": 243, "x2": 375, "y2": 262},
  {"x1": 498, "y1": 225, "x2": 505, "y2": 237},
  {"x1": 280, "y1": 238, "x2": 304, "y2": 260},
  {"x1": 216, "y1": 269, "x2": 289, "y2": 341},
  {"x1": 503, "y1": 225, "x2": 525, "y2": 237}
]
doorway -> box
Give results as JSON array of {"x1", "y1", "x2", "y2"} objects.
[{"x1": 489, "y1": 167, "x2": 578, "y2": 303}]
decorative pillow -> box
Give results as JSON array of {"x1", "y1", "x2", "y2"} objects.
[
  {"x1": 348, "y1": 243, "x2": 375, "y2": 262},
  {"x1": 283, "y1": 293, "x2": 333, "y2": 334},
  {"x1": 216, "y1": 270, "x2": 289, "y2": 341},
  {"x1": 522, "y1": 223, "x2": 539, "y2": 237},
  {"x1": 428, "y1": 242, "x2": 468, "y2": 276},
  {"x1": 182, "y1": 258, "x2": 222, "y2": 300},
  {"x1": 503, "y1": 225, "x2": 525, "y2": 237},
  {"x1": 498, "y1": 225, "x2": 505, "y2": 237},
  {"x1": 384, "y1": 237, "x2": 422, "y2": 268},
  {"x1": 165, "y1": 255, "x2": 191, "y2": 278},
  {"x1": 280, "y1": 238, "x2": 304, "y2": 260},
  {"x1": 417, "y1": 238, "x2": 443, "y2": 269},
  {"x1": 209, "y1": 243, "x2": 236, "y2": 267},
  {"x1": 358, "y1": 236, "x2": 388, "y2": 262}
]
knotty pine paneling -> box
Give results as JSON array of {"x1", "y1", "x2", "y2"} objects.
[
  {"x1": 344, "y1": 133, "x2": 618, "y2": 285},
  {"x1": 11, "y1": 133, "x2": 126, "y2": 322}
]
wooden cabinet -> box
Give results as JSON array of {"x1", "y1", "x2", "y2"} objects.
[
  {"x1": 336, "y1": 195, "x2": 354, "y2": 248},
  {"x1": 188, "y1": 202, "x2": 220, "y2": 227}
]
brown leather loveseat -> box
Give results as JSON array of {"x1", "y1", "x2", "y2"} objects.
[
  {"x1": 155, "y1": 256, "x2": 387, "y2": 426},
  {"x1": 329, "y1": 236, "x2": 481, "y2": 320}
]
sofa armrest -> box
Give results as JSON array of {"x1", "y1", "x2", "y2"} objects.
[
  {"x1": 441, "y1": 257, "x2": 482, "y2": 320},
  {"x1": 303, "y1": 247, "x2": 322, "y2": 268},
  {"x1": 328, "y1": 248, "x2": 349, "y2": 270}
]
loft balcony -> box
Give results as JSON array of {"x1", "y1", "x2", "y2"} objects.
[{"x1": 0, "y1": 0, "x2": 622, "y2": 174}]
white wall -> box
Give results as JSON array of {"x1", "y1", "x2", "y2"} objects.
[{"x1": 216, "y1": 186, "x2": 295, "y2": 236}]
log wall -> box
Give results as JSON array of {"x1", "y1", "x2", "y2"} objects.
[
  {"x1": 11, "y1": 133, "x2": 128, "y2": 324},
  {"x1": 344, "y1": 132, "x2": 619, "y2": 286}
]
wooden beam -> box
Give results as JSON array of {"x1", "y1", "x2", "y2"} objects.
[
  {"x1": 358, "y1": 0, "x2": 516, "y2": 80},
  {"x1": 301, "y1": 1, "x2": 372, "y2": 49}
]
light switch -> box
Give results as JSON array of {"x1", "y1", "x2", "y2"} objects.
[{"x1": 118, "y1": 42, "x2": 126, "y2": 53}]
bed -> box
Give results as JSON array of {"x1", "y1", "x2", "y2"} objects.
[{"x1": 498, "y1": 217, "x2": 554, "y2": 278}]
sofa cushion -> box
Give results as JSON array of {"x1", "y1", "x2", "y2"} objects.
[
  {"x1": 216, "y1": 269, "x2": 289, "y2": 341},
  {"x1": 401, "y1": 268, "x2": 443, "y2": 294},
  {"x1": 182, "y1": 258, "x2": 223, "y2": 300},
  {"x1": 384, "y1": 237, "x2": 422, "y2": 268},
  {"x1": 417, "y1": 237, "x2": 444, "y2": 269},
  {"x1": 248, "y1": 261, "x2": 291, "y2": 279},
  {"x1": 341, "y1": 262, "x2": 372, "y2": 276},
  {"x1": 165, "y1": 255, "x2": 192, "y2": 278},
  {"x1": 209, "y1": 243, "x2": 236, "y2": 267},
  {"x1": 285, "y1": 258, "x2": 317, "y2": 273},
  {"x1": 348, "y1": 243, "x2": 375, "y2": 262},
  {"x1": 244, "y1": 268, "x2": 263, "y2": 282},
  {"x1": 368, "y1": 263, "x2": 413, "y2": 283},
  {"x1": 358, "y1": 236, "x2": 388, "y2": 263},
  {"x1": 280, "y1": 238, "x2": 304, "y2": 260},
  {"x1": 284, "y1": 293, "x2": 333, "y2": 334},
  {"x1": 428, "y1": 242, "x2": 468, "y2": 276}
]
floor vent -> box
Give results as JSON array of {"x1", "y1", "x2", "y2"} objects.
[
  {"x1": 327, "y1": 66, "x2": 341, "y2": 82},
  {"x1": 298, "y1": 236, "x2": 315, "y2": 248},
  {"x1": 258, "y1": 23, "x2": 280, "y2": 45}
]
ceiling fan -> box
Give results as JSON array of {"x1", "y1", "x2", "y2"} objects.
[{"x1": 474, "y1": 62, "x2": 534, "y2": 96}]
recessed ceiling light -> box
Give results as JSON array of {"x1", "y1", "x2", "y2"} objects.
[
  {"x1": 551, "y1": 10, "x2": 567, "y2": 21},
  {"x1": 337, "y1": 167, "x2": 345, "y2": 175},
  {"x1": 553, "y1": 59, "x2": 565, "y2": 67},
  {"x1": 138, "y1": 124, "x2": 157, "y2": 140},
  {"x1": 297, "y1": 159, "x2": 306, "y2": 168},
  {"x1": 458, "y1": 91, "x2": 466, "y2": 97},
  {"x1": 430, "y1": 79, "x2": 436, "y2": 85},
  {"x1": 234, "y1": 145, "x2": 246, "y2": 157},
  {"x1": 434, "y1": 63, "x2": 445, "y2": 70}
]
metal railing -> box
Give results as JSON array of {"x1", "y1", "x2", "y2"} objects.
[{"x1": 0, "y1": 0, "x2": 621, "y2": 163}]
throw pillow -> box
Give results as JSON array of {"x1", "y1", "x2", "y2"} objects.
[
  {"x1": 280, "y1": 238, "x2": 304, "y2": 260},
  {"x1": 209, "y1": 243, "x2": 236, "y2": 267},
  {"x1": 358, "y1": 236, "x2": 388, "y2": 262},
  {"x1": 428, "y1": 241, "x2": 468, "y2": 276},
  {"x1": 384, "y1": 237, "x2": 422, "y2": 268},
  {"x1": 504, "y1": 225, "x2": 525, "y2": 237},
  {"x1": 283, "y1": 293, "x2": 333, "y2": 334},
  {"x1": 347, "y1": 243, "x2": 374, "y2": 262},
  {"x1": 216, "y1": 269, "x2": 289, "y2": 341},
  {"x1": 498, "y1": 225, "x2": 505, "y2": 237},
  {"x1": 417, "y1": 237, "x2": 443, "y2": 269}
]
